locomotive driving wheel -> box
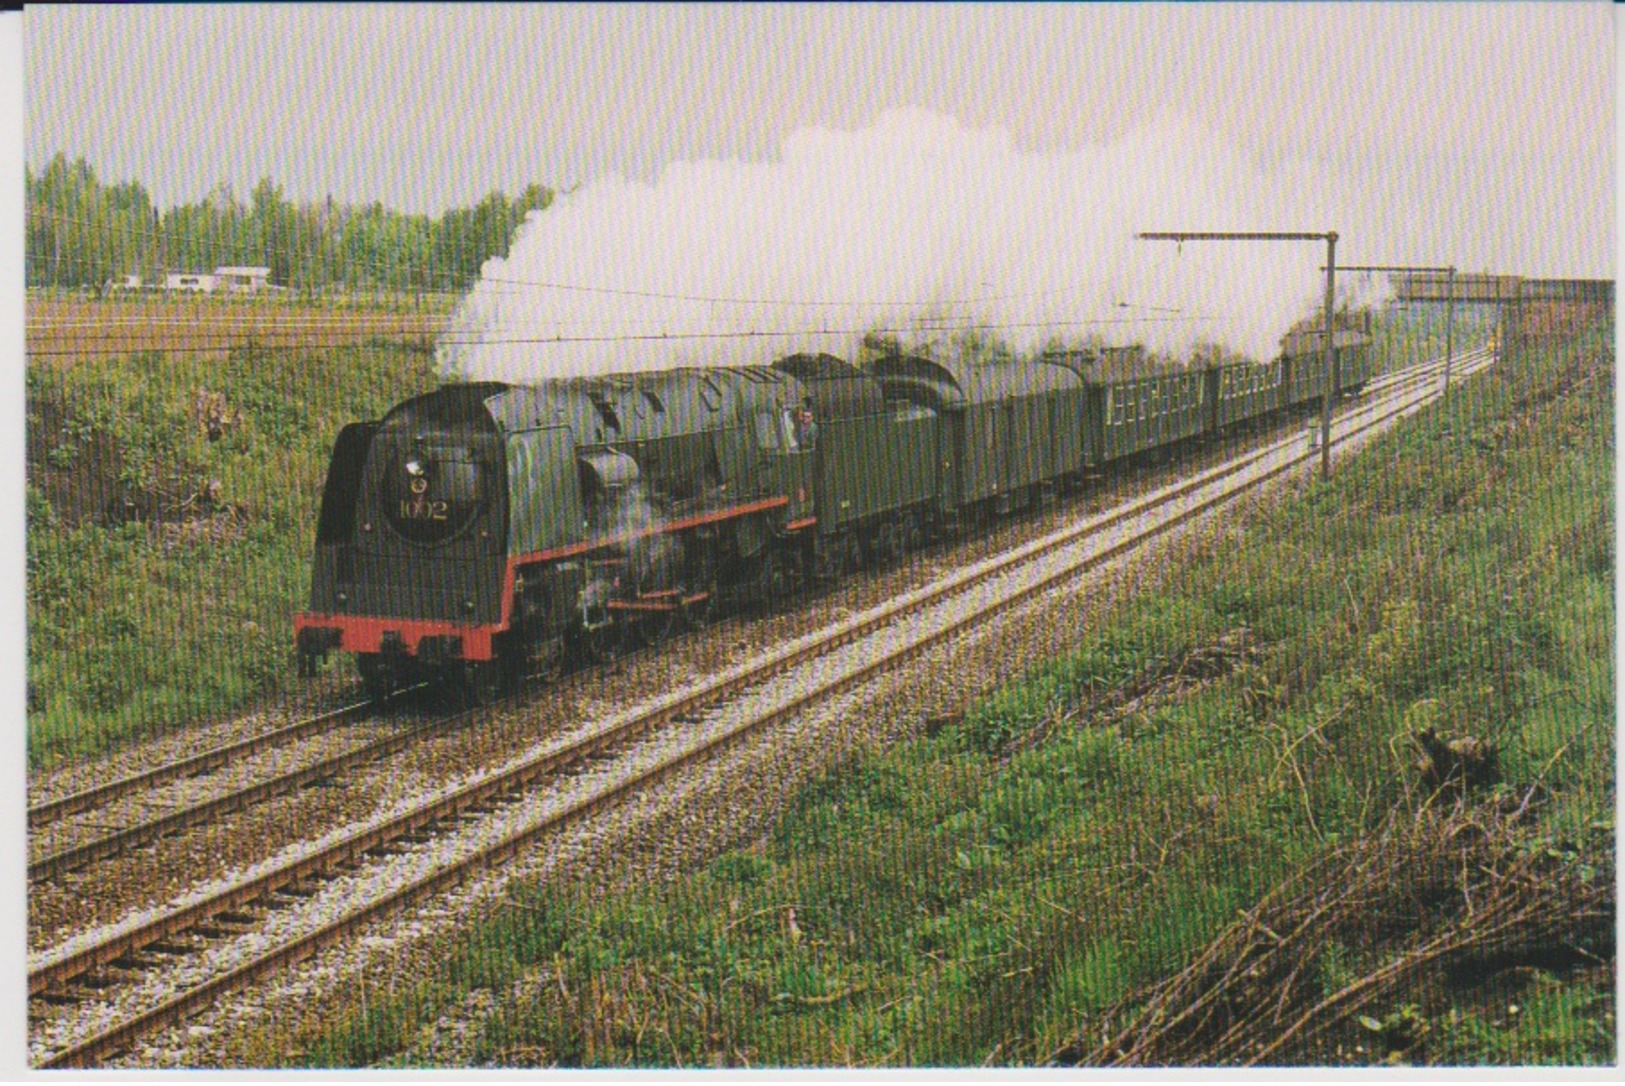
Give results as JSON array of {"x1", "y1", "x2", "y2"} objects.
[
  {"x1": 576, "y1": 613, "x2": 629, "y2": 665},
  {"x1": 751, "y1": 548, "x2": 793, "y2": 611},
  {"x1": 530, "y1": 635, "x2": 566, "y2": 684},
  {"x1": 626, "y1": 605, "x2": 673, "y2": 648},
  {"x1": 358, "y1": 652, "x2": 398, "y2": 701},
  {"x1": 455, "y1": 659, "x2": 505, "y2": 707},
  {"x1": 680, "y1": 581, "x2": 716, "y2": 630}
]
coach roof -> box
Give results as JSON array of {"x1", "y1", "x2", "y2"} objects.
[{"x1": 868, "y1": 354, "x2": 1084, "y2": 411}]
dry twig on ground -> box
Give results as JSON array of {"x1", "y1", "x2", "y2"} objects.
[{"x1": 1058, "y1": 802, "x2": 1613, "y2": 1067}]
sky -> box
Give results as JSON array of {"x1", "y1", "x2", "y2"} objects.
[{"x1": 21, "y1": 2, "x2": 1614, "y2": 275}]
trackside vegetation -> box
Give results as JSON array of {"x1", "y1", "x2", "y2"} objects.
[
  {"x1": 291, "y1": 323, "x2": 1612, "y2": 1068},
  {"x1": 25, "y1": 342, "x2": 441, "y2": 767}
]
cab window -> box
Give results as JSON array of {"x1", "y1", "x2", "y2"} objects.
[{"x1": 780, "y1": 409, "x2": 802, "y2": 451}]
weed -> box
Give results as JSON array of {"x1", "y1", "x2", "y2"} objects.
[{"x1": 25, "y1": 342, "x2": 439, "y2": 768}]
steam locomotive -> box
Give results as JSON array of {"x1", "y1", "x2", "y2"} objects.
[{"x1": 295, "y1": 328, "x2": 1371, "y2": 702}]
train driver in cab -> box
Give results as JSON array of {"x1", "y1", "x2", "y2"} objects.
[{"x1": 793, "y1": 399, "x2": 818, "y2": 448}]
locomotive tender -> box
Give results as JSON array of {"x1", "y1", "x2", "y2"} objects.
[{"x1": 296, "y1": 327, "x2": 1371, "y2": 701}]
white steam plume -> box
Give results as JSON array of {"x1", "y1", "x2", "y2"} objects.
[{"x1": 438, "y1": 109, "x2": 1335, "y2": 382}]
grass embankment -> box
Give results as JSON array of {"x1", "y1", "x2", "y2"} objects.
[
  {"x1": 295, "y1": 324, "x2": 1613, "y2": 1069},
  {"x1": 26, "y1": 341, "x2": 441, "y2": 768}
]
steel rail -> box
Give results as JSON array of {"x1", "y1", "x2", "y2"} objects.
[
  {"x1": 29, "y1": 705, "x2": 467, "y2": 882},
  {"x1": 28, "y1": 700, "x2": 384, "y2": 829},
  {"x1": 30, "y1": 597, "x2": 760, "y2": 880}
]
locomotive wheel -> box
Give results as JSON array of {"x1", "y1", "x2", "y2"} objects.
[
  {"x1": 680, "y1": 572, "x2": 719, "y2": 630},
  {"x1": 455, "y1": 659, "x2": 505, "y2": 707},
  {"x1": 631, "y1": 606, "x2": 676, "y2": 647},
  {"x1": 681, "y1": 594, "x2": 714, "y2": 630},
  {"x1": 676, "y1": 546, "x2": 721, "y2": 627},
  {"x1": 357, "y1": 653, "x2": 396, "y2": 701},
  {"x1": 752, "y1": 550, "x2": 792, "y2": 611},
  {"x1": 498, "y1": 634, "x2": 528, "y2": 695},
  {"x1": 750, "y1": 546, "x2": 796, "y2": 608},
  {"x1": 530, "y1": 636, "x2": 566, "y2": 684},
  {"x1": 576, "y1": 619, "x2": 629, "y2": 665}
]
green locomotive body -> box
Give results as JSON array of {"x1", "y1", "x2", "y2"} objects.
[{"x1": 297, "y1": 365, "x2": 816, "y2": 698}]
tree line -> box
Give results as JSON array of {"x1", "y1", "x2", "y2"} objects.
[{"x1": 26, "y1": 153, "x2": 554, "y2": 295}]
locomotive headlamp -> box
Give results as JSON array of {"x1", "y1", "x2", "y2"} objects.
[{"x1": 405, "y1": 458, "x2": 425, "y2": 477}]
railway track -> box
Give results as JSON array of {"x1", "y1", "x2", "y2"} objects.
[
  {"x1": 27, "y1": 699, "x2": 389, "y2": 831},
  {"x1": 30, "y1": 351, "x2": 1489, "y2": 1067},
  {"x1": 28, "y1": 700, "x2": 454, "y2": 882}
]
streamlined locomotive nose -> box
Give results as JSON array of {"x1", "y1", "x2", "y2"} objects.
[{"x1": 382, "y1": 444, "x2": 487, "y2": 544}]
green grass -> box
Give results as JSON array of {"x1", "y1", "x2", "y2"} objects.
[
  {"x1": 285, "y1": 322, "x2": 1611, "y2": 1068},
  {"x1": 1432, "y1": 973, "x2": 1616, "y2": 1065},
  {"x1": 26, "y1": 342, "x2": 441, "y2": 768}
]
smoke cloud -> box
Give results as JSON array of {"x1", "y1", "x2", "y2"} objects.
[{"x1": 438, "y1": 109, "x2": 1341, "y2": 383}]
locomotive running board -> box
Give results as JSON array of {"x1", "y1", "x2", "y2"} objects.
[{"x1": 606, "y1": 590, "x2": 711, "y2": 613}]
